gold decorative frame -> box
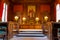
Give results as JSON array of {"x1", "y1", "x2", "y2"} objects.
[
  {"x1": 27, "y1": 5, "x2": 36, "y2": 18},
  {"x1": 27, "y1": 5, "x2": 36, "y2": 24}
]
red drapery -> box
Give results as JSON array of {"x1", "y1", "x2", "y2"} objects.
[{"x1": 0, "y1": 0, "x2": 3, "y2": 20}]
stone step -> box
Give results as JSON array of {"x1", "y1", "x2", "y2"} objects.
[
  {"x1": 16, "y1": 29, "x2": 44, "y2": 37},
  {"x1": 19, "y1": 29, "x2": 43, "y2": 31},
  {"x1": 19, "y1": 31, "x2": 43, "y2": 34},
  {"x1": 16, "y1": 31, "x2": 44, "y2": 37},
  {"x1": 16, "y1": 34, "x2": 45, "y2": 37}
]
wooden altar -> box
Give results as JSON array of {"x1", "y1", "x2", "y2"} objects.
[
  {"x1": 13, "y1": 23, "x2": 43, "y2": 31},
  {"x1": 18, "y1": 24, "x2": 42, "y2": 29}
]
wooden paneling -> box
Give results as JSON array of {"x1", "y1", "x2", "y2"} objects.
[
  {"x1": 0, "y1": 0, "x2": 2, "y2": 2},
  {"x1": 19, "y1": 24, "x2": 42, "y2": 29},
  {"x1": 56, "y1": 0, "x2": 60, "y2": 3},
  {"x1": 37, "y1": 4, "x2": 50, "y2": 21},
  {"x1": 8, "y1": 0, "x2": 53, "y2": 4},
  {"x1": 40, "y1": 5, "x2": 50, "y2": 12},
  {"x1": 13, "y1": 5, "x2": 23, "y2": 13},
  {"x1": 40, "y1": 4, "x2": 50, "y2": 19},
  {"x1": 7, "y1": 0, "x2": 56, "y2": 22},
  {"x1": 7, "y1": 3, "x2": 14, "y2": 21}
]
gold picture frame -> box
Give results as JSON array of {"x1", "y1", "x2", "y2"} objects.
[{"x1": 28, "y1": 5, "x2": 36, "y2": 18}]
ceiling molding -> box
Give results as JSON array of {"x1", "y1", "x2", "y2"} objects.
[{"x1": 8, "y1": 0, "x2": 55, "y2": 5}]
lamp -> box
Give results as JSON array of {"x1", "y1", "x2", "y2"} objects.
[
  {"x1": 14, "y1": 16, "x2": 19, "y2": 22},
  {"x1": 44, "y1": 16, "x2": 48, "y2": 22},
  {"x1": 35, "y1": 17, "x2": 39, "y2": 24},
  {"x1": 22, "y1": 17, "x2": 26, "y2": 24},
  {"x1": 14, "y1": 16, "x2": 19, "y2": 33}
]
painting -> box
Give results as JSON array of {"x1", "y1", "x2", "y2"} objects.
[
  {"x1": 27, "y1": 5, "x2": 36, "y2": 24},
  {"x1": 28, "y1": 5, "x2": 36, "y2": 18}
]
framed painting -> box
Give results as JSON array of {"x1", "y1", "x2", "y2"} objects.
[{"x1": 27, "y1": 5, "x2": 36, "y2": 18}]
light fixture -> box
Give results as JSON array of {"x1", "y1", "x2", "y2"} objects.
[
  {"x1": 22, "y1": 17, "x2": 26, "y2": 24},
  {"x1": 35, "y1": 17, "x2": 39, "y2": 24},
  {"x1": 14, "y1": 16, "x2": 19, "y2": 21},
  {"x1": 44, "y1": 16, "x2": 48, "y2": 21},
  {"x1": 35, "y1": 17, "x2": 39, "y2": 21},
  {"x1": 22, "y1": 17, "x2": 26, "y2": 21}
]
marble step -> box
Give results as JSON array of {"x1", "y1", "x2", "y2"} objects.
[
  {"x1": 16, "y1": 29, "x2": 44, "y2": 37},
  {"x1": 19, "y1": 31, "x2": 43, "y2": 34},
  {"x1": 16, "y1": 34, "x2": 45, "y2": 37},
  {"x1": 19, "y1": 29, "x2": 43, "y2": 31}
]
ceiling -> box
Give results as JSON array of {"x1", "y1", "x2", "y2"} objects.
[{"x1": 8, "y1": 0, "x2": 55, "y2": 5}]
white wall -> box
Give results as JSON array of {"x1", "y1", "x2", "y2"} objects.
[{"x1": 56, "y1": 4, "x2": 60, "y2": 22}]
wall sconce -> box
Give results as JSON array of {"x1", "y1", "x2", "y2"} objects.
[
  {"x1": 35, "y1": 17, "x2": 39, "y2": 24},
  {"x1": 44, "y1": 16, "x2": 48, "y2": 21},
  {"x1": 22, "y1": 17, "x2": 26, "y2": 24},
  {"x1": 14, "y1": 16, "x2": 19, "y2": 22}
]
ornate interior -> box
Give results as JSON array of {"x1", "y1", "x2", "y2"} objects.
[
  {"x1": 0, "y1": 0, "x2": 60, "y2": 40},
  {"x1": 7, "y1": 0, "x2": 55, "y2": 24},
  {"x1": 4, "y1": 0, "x2": 55, "y2": 30}
]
